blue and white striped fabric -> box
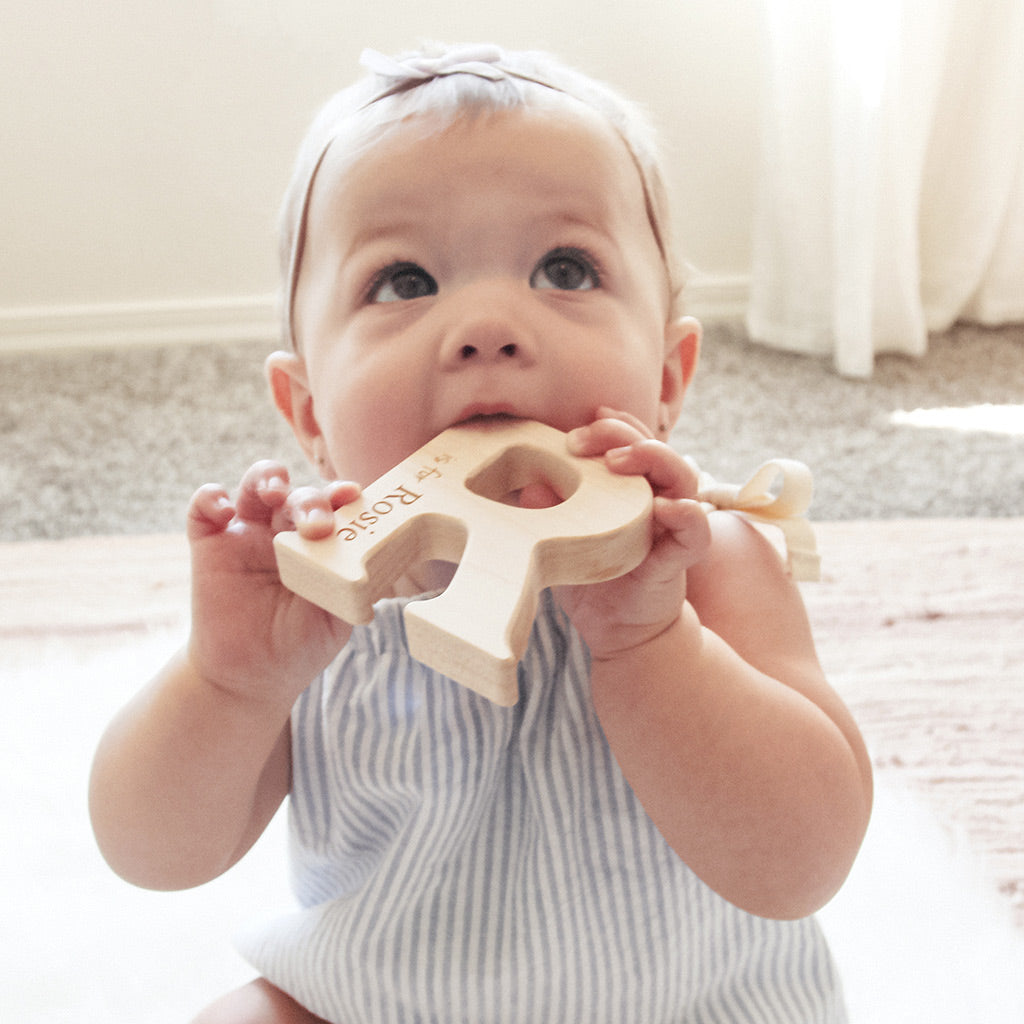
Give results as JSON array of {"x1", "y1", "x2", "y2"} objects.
[{"x1": 240, "y1": 592, "x2": 846, "y2": 1023}]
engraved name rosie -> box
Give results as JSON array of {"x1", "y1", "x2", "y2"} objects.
[{"x1": 336, "y1": 454, "x2": 453, "y2": 542}]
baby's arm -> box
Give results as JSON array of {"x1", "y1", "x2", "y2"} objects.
[
  {"x1": 565, "y1": 414, "x2": 872, "y2": 921},
  {"x1": 89, "y1": 462, "x2": 358, "y2": 890}
]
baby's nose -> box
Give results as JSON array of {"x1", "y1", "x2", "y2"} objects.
[
  {"x1": 458, "y1": 337, "x2": 518, "y2": 361},
  {"x1": 442, "y1": 320, "x2": 536, "y2": 365},
  {"x1": 439, "y1": 289, "x2": 539, "y2": 368}
]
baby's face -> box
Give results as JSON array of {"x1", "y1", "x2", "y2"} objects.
[{"x1": 285, "y1": 103, "x2": 697, "y2": 485}]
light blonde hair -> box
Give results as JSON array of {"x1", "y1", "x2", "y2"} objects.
[{"x1": 280, "y1": 43, "x2": 686, "y2": 348}]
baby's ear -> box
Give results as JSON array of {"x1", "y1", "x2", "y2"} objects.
[
  {"x1": 658, "y1": 316, "x2": 702, "y2": 435},
  {"x1": 266, "y1": 350, "x2": 323, "y2": 462}
]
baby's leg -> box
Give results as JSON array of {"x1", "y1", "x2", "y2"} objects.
[{"x1": 191, "y1": 978, "x2": 329, "y2": 1024}]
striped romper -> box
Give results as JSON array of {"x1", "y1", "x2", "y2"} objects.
[{"x1": 240, "y1": 591, "x2": 846, "y2": 1023}]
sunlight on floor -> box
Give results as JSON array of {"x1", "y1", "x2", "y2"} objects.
[{"x1": 890, "y1": 403, "x2": 1024, "y2": 436}]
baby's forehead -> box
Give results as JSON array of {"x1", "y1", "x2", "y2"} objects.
[
  {"x1": 285, "y1": 97, "x2": 677, "y2": 343},
  {"x1": 313, "y1": 103, "x2": 646, "y2": 225}
]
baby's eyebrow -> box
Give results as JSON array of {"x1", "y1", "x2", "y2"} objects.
[
  {"x1": 333, "y1": 219, "x2": 430, "y2": 271},
  {"x1": 534, "y1": 213, "x2": 623, "y2": 259},
  {"x1": 344, "y1": 212, "x2": 422, "y2": 247}
]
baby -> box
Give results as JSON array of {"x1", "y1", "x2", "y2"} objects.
[{"x1": 90, "y1": 43, "x2": 872, "y2": 1024}]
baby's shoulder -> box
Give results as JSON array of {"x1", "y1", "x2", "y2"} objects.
[
  {"x1": 700, "y1": 508, "x2": 794, "y2": 588},
  {"x1": 686, "y1": 507, "x2": 813, "y2": 648}
]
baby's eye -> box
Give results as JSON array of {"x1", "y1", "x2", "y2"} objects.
[
  {"x1": 367, "y1": 262, "x2": 438, "y2": 303},
  {"x1": 530, "y1": 248, "x2": 600, "y2": 292}
]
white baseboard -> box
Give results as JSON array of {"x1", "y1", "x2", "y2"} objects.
[
  {"x1": 683, "y1": 273, "x2": 750, "y2": 321},
  {"x1": 0, "y1": 275, "x2": 750, "y2": 353},
  {"x1": 0, "y1": 295, "x2": 280, "y2": 353}
]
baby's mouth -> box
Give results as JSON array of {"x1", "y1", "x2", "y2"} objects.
[{"x1": 452, "y1": 405, "x2": 524, "y2": 428}]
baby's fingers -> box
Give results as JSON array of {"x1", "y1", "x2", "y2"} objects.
[
  {"x1": 605, "y1": 439, "x2": 700, "y2": 501},
  {"x1": 186, "y1": 461, "x2": 292, "y2": 542},
  {"x1": 234, "y1": 460, "x2": 292, "y2": 522},
  {"x1": 566, "y1": 413, "x2": 648, "y2": 458},
  {"x1": 187, "y1": 483, "x2": 236, "y2": 540},
  {"x1": 282, "y1": 480, "x2": 362, "y2": 540},
  {"x1": 653, "y1": 496, "x2": 712, "y2": 565}
]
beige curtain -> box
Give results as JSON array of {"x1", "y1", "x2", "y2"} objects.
[{"x1": 747, "y1": 0, "x2": 1024, "y2": 377}]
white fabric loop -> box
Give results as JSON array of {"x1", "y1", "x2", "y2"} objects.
[{"x1": 694, "y1": 458, "x2": 821, "y2": 581}]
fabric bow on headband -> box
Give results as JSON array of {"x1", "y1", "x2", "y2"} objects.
[
  {"x1": 361, "y1": 45, "x2": 509, "y2": 82},
  {"x1": 358, "y1": 46, "x2": 561, "y2": 104},
  {"x1": 693, "y1": 459, "x2": 822, "y2": 582}
]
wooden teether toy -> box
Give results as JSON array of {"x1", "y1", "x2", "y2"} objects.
[{"x1": 274, "y1": 419, "x2": 653, "y2": 705}]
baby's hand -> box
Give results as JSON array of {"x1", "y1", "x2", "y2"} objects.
[
  {"x1": 558, "y1": 409, "x2": 711, "y2": 661},
  {"x1": 185, "y1": 461, "x2": 361, "y2": 705}
]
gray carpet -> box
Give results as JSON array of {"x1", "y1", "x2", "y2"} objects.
[{"x1": 1, "y1": 320, "x2": 1021, "y2": 541}]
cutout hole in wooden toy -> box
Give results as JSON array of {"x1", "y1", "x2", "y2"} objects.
[{"x1": 464, "y1": 444, "x2": 581, "y2": 509}]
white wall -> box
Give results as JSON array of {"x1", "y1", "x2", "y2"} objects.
[{"x1": 0, "y1": 0, "x2": 764, "y2": 349}]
